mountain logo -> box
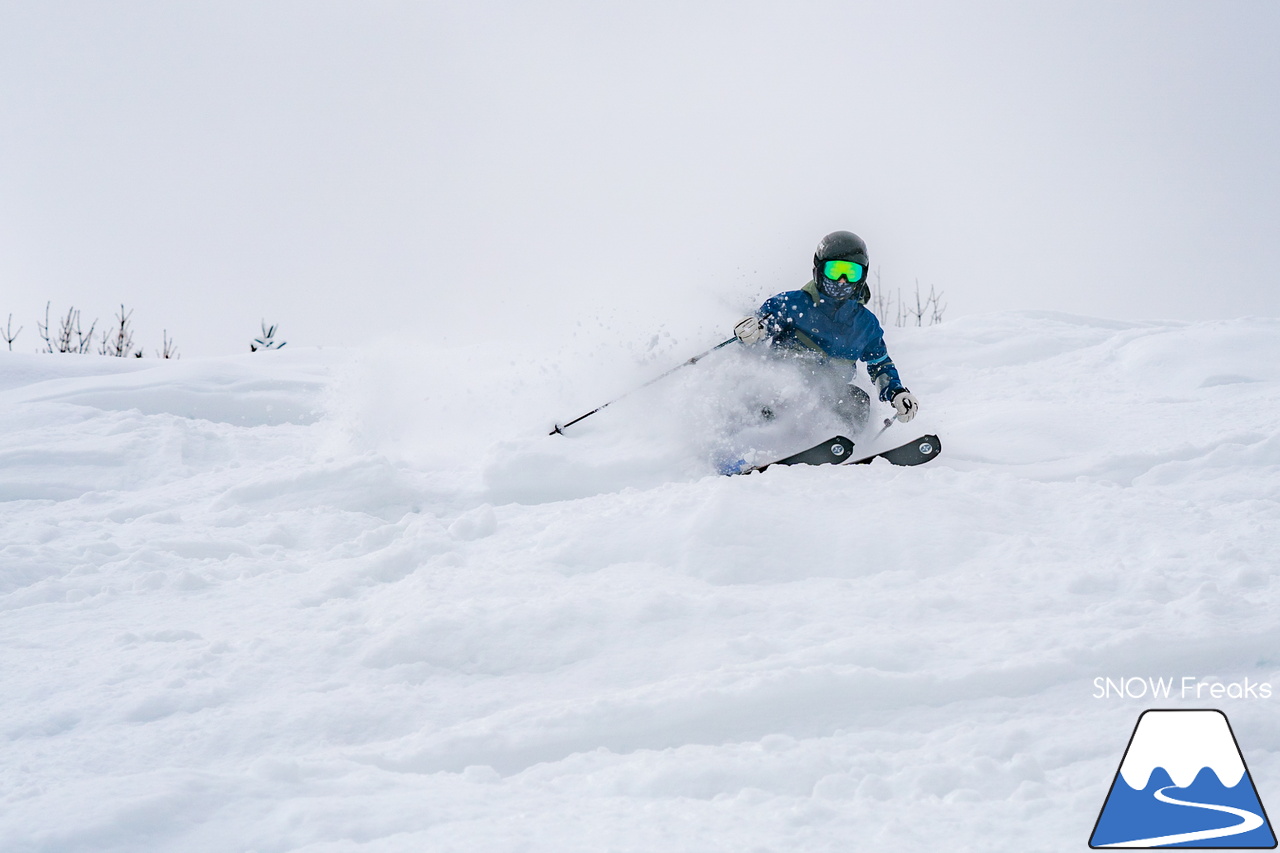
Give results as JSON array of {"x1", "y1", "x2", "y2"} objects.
[{"x1": 1090, "y1": 709, "x2": 1276, "y2": 848}]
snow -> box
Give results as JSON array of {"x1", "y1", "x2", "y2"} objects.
[{"x1": 2, "y1": 312, "x2": 1279, "y2": 852}]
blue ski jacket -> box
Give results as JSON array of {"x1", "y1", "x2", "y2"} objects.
[{"x1": 757, "y1": 281, "x2": 906, "y2": 401}]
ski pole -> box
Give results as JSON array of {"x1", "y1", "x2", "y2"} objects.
[
  {"x1": 550, "y1": 337, "x2": 737, "y2": 435},
  {"x1": 872, "y1": 416, "x2": 896, "y2": 440}
]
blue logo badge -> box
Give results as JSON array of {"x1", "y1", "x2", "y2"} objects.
[{"x1": 1090, "y1": 709, "x2": 1276, "y2": 848}]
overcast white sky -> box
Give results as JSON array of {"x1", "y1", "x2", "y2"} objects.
[{"x1": 2, "y1": 1, "x2": 1278, "y2": 356}]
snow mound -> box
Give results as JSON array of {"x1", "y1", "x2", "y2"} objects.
[{"x1": 2, "y1": 313, "x2": 1279, "y2": 852}]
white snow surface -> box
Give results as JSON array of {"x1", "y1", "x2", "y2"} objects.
[
  {"x1": 3, "y1": 312, "x2": 1280, "y2": 852},
  {"x1": 1118, "y1": 710, "x2": 1245, "y2": 790}
]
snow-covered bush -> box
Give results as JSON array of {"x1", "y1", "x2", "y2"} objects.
[{"x1": 251, "y1": 320, "x2": 287, "y2": 352}]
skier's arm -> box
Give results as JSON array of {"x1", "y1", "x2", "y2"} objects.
[
  {"x1": 863, "y1": 336, "x2": 919, "y2": 421},
  {"x1": 862, "y1": 336, "x2": 905, "y2": 402}
]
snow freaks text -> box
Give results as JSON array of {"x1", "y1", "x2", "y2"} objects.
[{"x1": 1093, "y1": 677, "x2": 1273, "y2": 700}]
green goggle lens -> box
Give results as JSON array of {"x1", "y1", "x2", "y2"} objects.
[{"x1": 823, "y1": 260, "x2": 865, "y2": 283}]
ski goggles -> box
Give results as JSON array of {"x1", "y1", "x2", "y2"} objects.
[{"x1": 822, "y1": 259, "x2": 866, "y2": 283}]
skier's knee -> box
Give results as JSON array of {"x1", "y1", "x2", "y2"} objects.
[{"x1": 839, "y1": 385, "x2": 870, "y2": 429}]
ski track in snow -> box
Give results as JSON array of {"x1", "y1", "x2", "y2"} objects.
[{"x1": 2, "y1": 313, "x2": 1279, "y2": 852}]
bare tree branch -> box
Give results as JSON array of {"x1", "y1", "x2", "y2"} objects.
[
  {"x1": 77, "y1": 313, "x2": 97, "y2": 353},
  {"x1": 3, "y1": 314, "x2": 21, "y2": 351},
  {"x1": 56, "y1": 306, "x2": 77, "y2": 353},
  {"x1": 37, "y1": 302, "x2": 53, "y2": 353},
  {"x1": 869, "y1": 274, "x2": 947, "y2": 327},
  {"x1": 100, "y1": 304, "x2": 136, "y2": 357},
  {"x1": 159, "y1": 330, "x2": 179, "y2": 359}
]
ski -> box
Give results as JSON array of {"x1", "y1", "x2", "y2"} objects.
[
  {"x1": 849, "y1": 433, "x2": 941, "y2": 467},
  {"x1": 729, "y1": 432, "x2": 941, "y2": 475},
  {"x1": 733, "y1": 435, "x2": 856, "y2": 474}
]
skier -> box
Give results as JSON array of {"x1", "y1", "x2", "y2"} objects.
[{"x1": 732, "y1": 230, "x2": 918, "y2": 430}]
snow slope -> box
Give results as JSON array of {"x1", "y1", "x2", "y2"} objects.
[{"x1": 2, "y1": 313, "x2": 1279, "y2": 852}]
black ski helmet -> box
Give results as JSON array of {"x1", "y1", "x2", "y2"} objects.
[{"x1": 813, "y1": 230, "x2": 870, "y2": 304}]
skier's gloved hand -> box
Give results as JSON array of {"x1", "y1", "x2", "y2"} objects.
[
  {"x1": 734, "y1": 316, "x2": 767, "y2": 345},
  {"x1": 891, "y1": 390, "x2": 919, "y2": 423}
]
